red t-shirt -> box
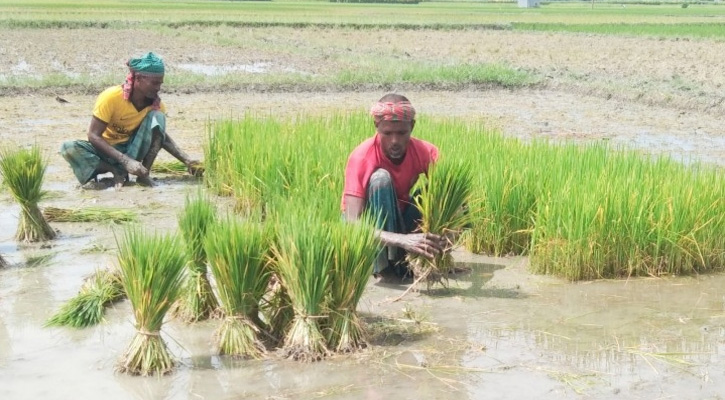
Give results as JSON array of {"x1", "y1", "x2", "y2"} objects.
[{"x1": 342, "y1": 134, "x2": 439, "y2": 212}]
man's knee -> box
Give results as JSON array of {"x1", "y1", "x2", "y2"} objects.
[
  {"x1": 59, "y1": 141, "x2": 82, "y2": 161},
  {"x1": 369, "y1": 168, "x2": 393, "y2": 192}
]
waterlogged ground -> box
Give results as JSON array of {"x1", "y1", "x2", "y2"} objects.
[
  {"x1": 0, "y1": 89, "x2": 724, "y2": 399},
  {"x1": 1, "y1": 22, "x2": 725, "y2": 399}
]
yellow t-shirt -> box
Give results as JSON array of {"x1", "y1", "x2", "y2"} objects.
[{"x1": 92, "y1": 85, "x2": 167, "y2": 145}]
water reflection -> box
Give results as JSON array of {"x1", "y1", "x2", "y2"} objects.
[{"x1": 464, "y1": 274, "x2": 725, "y2": 376}]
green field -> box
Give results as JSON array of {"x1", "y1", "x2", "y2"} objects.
[{"x1": 2, "y1": 0, "x2": 724, "y2": 38}]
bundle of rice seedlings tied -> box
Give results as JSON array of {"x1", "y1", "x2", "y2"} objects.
[
  {"x1": 407, "y1": 160, "x2": 474, "y2": 288},
  {"x1": 206, "y1": 218, "x2": 272, "y2": 358},
  {"x1": 327, "y1": 218, "x2": 380, "y2": 353},
  {"x1": 271, "y1": 212, "x2": 334, "y2": 362},
  {"x1": 152, "y1": 160, "x2": 205, "y2": 177},
  {"x1": 116, "y1": 228, "x2": 187, "y2": 376},
  {"x1": 172, "y1": 193, "x2": 219, "y2": 323},
  {"x1": 45, "y1": 268, "x2": 125, "y2": 328},
  {"x1": 43, "y1": 206, "x2": 136, "y2": 224},
  {"x1": 0, "y1": 146, "x2": 55, "y2": 242}
]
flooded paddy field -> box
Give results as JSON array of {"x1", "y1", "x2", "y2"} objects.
[
  {"x1": 2, "y1": 8, "x2": 725, "y2": 398},
  {"x1": 1, "y1": 89, "x2": 724, "y2": 399}
]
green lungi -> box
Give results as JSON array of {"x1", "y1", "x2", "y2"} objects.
[
  {"x1": 60, "y1": 111, "x2": 166, "y2": 184},
  {"x1": 365, "y1": 168, "x2": 421, "y2": 275}
]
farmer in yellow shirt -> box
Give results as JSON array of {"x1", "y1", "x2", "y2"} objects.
[{"x1": 60, "y1": 52, "x2": 200, "y2": 189}]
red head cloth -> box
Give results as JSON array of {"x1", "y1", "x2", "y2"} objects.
[{"x1": 370, "y1": 101, "x2": 416, "y2": 123}]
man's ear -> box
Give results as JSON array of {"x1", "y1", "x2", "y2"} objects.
[{"x1": 410, "y1": 119, "x2": 416, "y2": 132}]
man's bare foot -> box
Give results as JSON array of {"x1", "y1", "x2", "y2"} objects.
[
  {"x1": 111, "y1": 170, "x2": 129, "y2": 190},
  {"x1": 136, "y1": 175, "x2": 155, "y2": 187}
]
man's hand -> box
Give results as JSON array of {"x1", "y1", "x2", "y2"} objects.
[
  {"x1": 185, "y1": 160, "x2": 204, "y2": 177},
  {"x1": 395, "y1": 232, "x2": 447, "y2": 260},
  {"x1": 121, "y1": 157, "x2": 149, "y2": 177}
]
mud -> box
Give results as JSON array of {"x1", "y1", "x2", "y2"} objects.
[{"x1": 2, "y1": 25, "x2": 725, "y2": 400}]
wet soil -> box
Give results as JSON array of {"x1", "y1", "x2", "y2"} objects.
[{"x1": 1, "y1": 26, "x2": 725, "y2": 400}]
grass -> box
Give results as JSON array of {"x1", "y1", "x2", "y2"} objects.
[
  {"x1": 205, "y1": 217, "x2": 272, "y2": 358},
  {"x1": 205, "y1": 112, "x2": 725, "y2": 281},
  {"x1": 327, "y1": 218, "x2": 380, "y2": 352},
  {"x1": 406, "y1": 159, "x2": 475, "y2": 287},
  {"x1": 2, "y1": 1, "x2": 724, "y2": 27},
  {"x1": 115, "y1": 228, "x2": 187, "y2": 376},
  {"x1": 271, "y1": 207, "x2": 334, "y2": 361},
  {"x1": 0, "y1": 146, "x2": 55, "y2": 242},
  {"x1": 172, "y1": 193, "x2": 219, "y2": 323},
  {"x1": 43, "y1": 206, "x2": 136, "y2": 224},
  {"x1": 45, "y1": 268, "x2": 125, "y2": 328}
]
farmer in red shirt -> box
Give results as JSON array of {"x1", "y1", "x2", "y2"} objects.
[{"x1": 343, "y1": 93, "x2": 446, "y2": 279}]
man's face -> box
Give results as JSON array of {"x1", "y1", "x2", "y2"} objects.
[
  {"x1": 376, "y1": 119, "x2": 415, "y2": 162},
  {"x1": 134, "y1": 74, "x2": 164, "y2": 99}
]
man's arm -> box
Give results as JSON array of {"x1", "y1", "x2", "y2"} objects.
[
  {"x1": 161, "y1": 133, "x2": 203, "y2": 176},
  {"x1": 343, "y1": 194, "x2": 445, "y2": 260},
  {"x1": 87, "y1": 116, "x2": 148, "y2": 177}
]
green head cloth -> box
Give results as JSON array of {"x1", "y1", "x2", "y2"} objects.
[{"x1": 127, "y1": 52, "x2": 165, "y2": 75}]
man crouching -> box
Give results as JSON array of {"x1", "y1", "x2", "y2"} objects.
[{"x1": 60, "y1": 52, "x2": 200, "y2": 189}]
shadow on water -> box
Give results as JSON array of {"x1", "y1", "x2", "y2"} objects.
[{"x1": 425, "y1": 262, "x2": 521, "y2": 299}]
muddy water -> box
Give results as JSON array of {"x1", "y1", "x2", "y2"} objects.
[
  {"x1": 1, "y1": 192, "x2": 724, "y2": 399},
  {"x1": 1, "y1": 90, "x2": 724, "y2": 398}
]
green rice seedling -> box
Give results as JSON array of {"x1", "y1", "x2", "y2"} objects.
[
  {"x1": 43, "y1": 206, "x2": 136, "y2": 224},
  {"x1": 116, "y1": 228, "x2": 187, "y2": 376},
  {"x1": 45, "y1": 268, "x2": 124, "y2": 328},
  {"x1": 407, "y1": 160, "x2": 474, "y2": 288},
  {"x1": 172, "y1": 193, "x2": 219, "y2": 323},
  {"x1": 260, "y1": 274, "x2": 294, "y2": 346},
  {"x1": 205, "y1": 218, "x2": 272, "y2": 359},
  {"x1": 0, "y1": 146, "x2": 55, "y2": 242},
  {"x1": 271, "y1": 210, "x2": 334, "y2": 362},
  {"x1": 327, "y1": 218, "x2": 380, "y2": 353},
  {"x1": 151, "y1": 160, "x2": 205, "y2": 177}
]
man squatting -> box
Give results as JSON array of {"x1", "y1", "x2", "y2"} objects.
[
  {"x1": 342, "y1": 93, "x2": 447, "y2": 279},
  {"x1": 60, "y1": 52, "x2": 200, "y2": 189}
]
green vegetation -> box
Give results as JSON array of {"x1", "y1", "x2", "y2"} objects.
[
  {"x1": 205, "y1": 218, "x2": 272, "y2": 358},
  {"x1": 172, "y1": 193, "x2": 219, "y2": 323},
  {"x1": 0, "y1": 146, "x2": 55, "y2": 242},
  {"x1": 271, "y1": 208, "x2": 334, "y2": 361},
  {"x1": 407, "y1": 160, "x2": 475, "y2": 287},
  {"x1": 205, "y1": 112, "x2": 725, "y2": 281},
  {"x1": 116, "y1": 228, "x2": 186, "y2": 376},
  {"x1": 43, "y1": 206, "x2": 136, "y2": 223},
  {"x1": 327, "y1": 218, "x2": 380, "y2": 352},
  {"x1": 45, "y1": 269, "x2": 125, "y2": 328}
]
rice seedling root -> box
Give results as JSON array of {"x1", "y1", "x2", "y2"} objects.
[
  {"x1": 116, "y1": 331, "x2": 176, "y2": 376},
  {"x1": 17, "y1": 204, "x2": 56, "y2": 242},
  {"x1": 283, "y1": 316, "x2": 330, "y2": 362},
  {"x1": 215, "y1": 315, "x2": 267, "y2": 359},
  {"x1": 171, "y1": 270, "x2": 220, "y2": 323}
]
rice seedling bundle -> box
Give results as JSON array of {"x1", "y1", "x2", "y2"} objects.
[
  {"x1": 271, "y1": 210, "x2": 334, "y2": 361},
  {"x1": 43, "y1": 206, "x2": 136, "y2": 224},
  {"x1": 151, "y1": 160, "x2": 205, "y2": 176},
  {"x1": 45, "y1": 268, "x2": 124, "y2": 328},
  {"x1": 327, "y1": 218, "x2": 379, "y2": 353},
  {"x1": 0, "y1": 146, "x2": 55, "y2": 242},
  {"x1": 116, "y1": 228, "x2": 186, "y2": 376},
  {"x1": 205, "y1": 218, "x2": 272, "y2": 358},
  {"x1": 407, "y1": 159, "x2": 474, "y2": 287},
  {"x1": 172, "y1": 193, "x2": 219, "y2": 323}
]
